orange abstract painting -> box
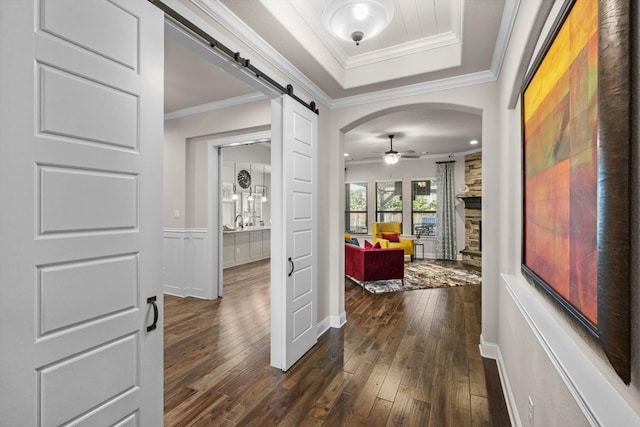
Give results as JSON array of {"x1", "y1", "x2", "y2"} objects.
[{"x1": 522, "y1": 0, "x2": 598, "y2": 325}]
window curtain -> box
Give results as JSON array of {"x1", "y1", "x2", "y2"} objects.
[{"x1": 436, "y1": 161, "x2": 457, "y2": 260}]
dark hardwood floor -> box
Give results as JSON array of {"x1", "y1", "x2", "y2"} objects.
[{"x1": 164, "y1": 259, "x2": 510, "y2": 426}]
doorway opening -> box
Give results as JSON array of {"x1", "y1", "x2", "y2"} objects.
[
  {"x1": 162, "y1": 19, "x2": 279, "y2": 421},
  {"x1": 215, "y1": 138, "x2": 272, "y2": 296}
]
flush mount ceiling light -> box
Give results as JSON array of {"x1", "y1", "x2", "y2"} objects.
[{"x1": 322, "y1": 0, "x2": 394, "y2": 46}]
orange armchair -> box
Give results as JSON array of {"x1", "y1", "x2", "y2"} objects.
[{"x1": 372, "y1": 222, "x2": 415, "y2": 260}]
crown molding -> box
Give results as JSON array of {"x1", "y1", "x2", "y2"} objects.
[
  {"x1": 164, "y1": 92, "x2": 267, "y2": 121},
  {"x1": 331, "y1": 70, "x2": 497, "y2": 109},
  {"x1": 490, "y1": 0, "x2": 521, "y2": 77},
  {"x1": 345, "y1": 32, "x2": 460, "y2": 69},
  {"x1": 191, "y1": 0, "x2": 333, "y2": 109},
  {"x1": 183, "y1": 0, "x2": 517, "y2": 113}
]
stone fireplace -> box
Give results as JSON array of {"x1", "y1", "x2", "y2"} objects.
[{"x1": 460, "y1": 152, "x2": 482, "y2": 269}]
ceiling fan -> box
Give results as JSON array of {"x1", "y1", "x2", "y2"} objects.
[{"x1": 380, "y1": 134, "x2": 419, "y2": 164}]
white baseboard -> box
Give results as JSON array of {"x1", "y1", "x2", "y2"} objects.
[
  {"x1": 317, "y1": 316, "x2": 331, "y2": 337},
  {"x1": 480, "y1": 335, "x2": 521, "y2": 427},
  {"x1": 163, "y1": 285, "x2": 186, "y2": 297},
  {"x1": 223, "y1": 254, "x2": 270, "y2": 269},
  {"x1": 331, "y1": 311, "x2": 347, "y2": 328},
  {"x1": 479, "y1": 334, "x2": 499, "y2": 359},
  {"x1": 317, "y1": 312, "x2": 347, "y2": 338}
]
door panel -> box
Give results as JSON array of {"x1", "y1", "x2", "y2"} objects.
[
  {"x1": 39, "y1": 254, "x2": 137, "y2": 335},
  {"x1": 282, "y1": 96, "x2": 318, "y2": 370},
  {"x1": 40, "y1": 0, "x2": 139, "y2": 69},
  {"x1": 39, "y1": 166, "x2": 138, "y2": 233},
  {"x1": 0, "y1": 0, "x2": 163, "y2": 425},
  {"x1": 39, "y1": 66, "x2": 139, "y2": 148},
  {"x1": 39, "y1": 335, "x2": 137, "y2": 427}
]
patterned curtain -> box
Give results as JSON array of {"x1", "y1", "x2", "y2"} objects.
[{"x1": 436, "y1": 161, "x2": 457, "y2": 260}]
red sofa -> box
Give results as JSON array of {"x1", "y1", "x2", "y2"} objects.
[{"x1": 345, "y1": 243, "x2": 404, "y2": 282}]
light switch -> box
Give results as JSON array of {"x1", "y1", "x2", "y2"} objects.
[{"x1": 174, "y1": 210, "x2": 180, "y2": 219}]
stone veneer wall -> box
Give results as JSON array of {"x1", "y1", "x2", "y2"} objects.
[{"x1": 463, "y1": 152, "x2": 482, "y2": 268}]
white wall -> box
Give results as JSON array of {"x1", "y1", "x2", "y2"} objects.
[
  {"x1": 222, "y1": 143, "x2": 270, "y2": 163},
  {"x1": 345, "y1": 156, "x2": 467, "y2": 259},
  {"x1": 162, "y1": 100, "x2": 271, "y2": 298},
  {"x1": 163, "y1": 100, "x2": 271, "y2": 229},
  {"x1": 491, "y1": 0, "x2": 640, "y2": 425}
]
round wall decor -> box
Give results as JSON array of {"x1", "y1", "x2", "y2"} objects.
[{"x1": 237, "y1": 169, "x2": 251, "y2": 189}]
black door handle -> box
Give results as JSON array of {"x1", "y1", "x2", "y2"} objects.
[
  {"x1": 147, "y1": 296, "x2": 159, "y2": 332},
  {"x1": 288, "y1": 257, "x2": 294, "y2": 277}
]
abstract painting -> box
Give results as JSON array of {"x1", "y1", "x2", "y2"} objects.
[{"x1": 521, "y1": 0, "x2": 631, "y2": 382}]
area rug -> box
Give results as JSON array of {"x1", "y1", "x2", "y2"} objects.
[{"x1": 346, "y1": 259, "x2": 482, "y2": 294}]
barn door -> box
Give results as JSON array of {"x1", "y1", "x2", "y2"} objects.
[
  {"x1": 272, "y1": 96, "x2": 318, "y2": 371},
  {"x1": 0, "y1": 0, "x2": 164, "y2": 425}
]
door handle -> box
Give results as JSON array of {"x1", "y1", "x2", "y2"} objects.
[
  {"x1": 147, "y1": 296, "x2": 159, "y2": 332},
  {"x1": 288, "y1": 257, "x2": 294, "y2": 277}
]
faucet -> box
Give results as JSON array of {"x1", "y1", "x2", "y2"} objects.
[{"x1": 234, "y1": 214, "x2": 243, "y2": 229}]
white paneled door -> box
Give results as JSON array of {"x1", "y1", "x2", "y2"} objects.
[
  {"x1": 0, "y1": 0, "x2": 164, "y2": 425},
  {"x1": 281, "y1": 97, "x2": 318, "y2": 371}
]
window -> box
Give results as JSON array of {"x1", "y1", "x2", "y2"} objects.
[
  {"x1": 412, "y1": 179, "x2": 437, "y2": 236},
  {"x1": 345, "y1": 182, "x2": 368, "y2": 233},
  {"x1": 376, "y1": 180, "x2": 402, "y2": 223}
]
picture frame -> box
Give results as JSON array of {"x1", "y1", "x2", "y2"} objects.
[
  {"x1": 254, "y1": 185, "x2": 267, "y2": 199},
  {"x1": 521, "y1": 0, "x2": 631, "y2": 383}
]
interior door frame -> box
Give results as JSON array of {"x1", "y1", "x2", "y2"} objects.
[
  {"x1": 163, "y1": 0, "x2": 317, "y2": 371},
  {"x1": 206, "y1": 130, "x2": 272, "y2": 299}
]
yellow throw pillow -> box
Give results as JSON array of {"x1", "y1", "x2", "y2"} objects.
[{"x1": 344, "y1": 232, "x2": 351, "y2": 241}]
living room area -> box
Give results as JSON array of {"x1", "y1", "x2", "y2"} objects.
[{"x1": 344, "y1": 143, "x2": 483, "y2": 294}]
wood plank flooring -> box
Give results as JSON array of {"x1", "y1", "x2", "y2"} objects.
[{"x1": 164, "y1": 259, "x2": 510, "y2": 426}]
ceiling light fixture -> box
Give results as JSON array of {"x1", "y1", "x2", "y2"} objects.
[
  {"x1": 383, "y1": 134, "x2": 400, "y2": 165},
  {"x1": 384, "y1": 153, "x2": 399, "y2": 165},
  {"x1": 322, "y1": 0, "x2": 394, "y2": 46},
  {"x1": 470, "y1": 139, "x2": 479, "y2": 145}
]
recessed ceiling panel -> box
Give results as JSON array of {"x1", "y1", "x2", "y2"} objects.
[{"x1": 256, "y1": 0, "x2": 463, "y2": 88}]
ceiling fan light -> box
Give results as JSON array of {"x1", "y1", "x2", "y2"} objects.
[
  {"x1": 384, "y1": 153, "x2": 399, "y2": 165},
  {"x1": 323, "y1": 0, "x2": 394, "y2": 45}
]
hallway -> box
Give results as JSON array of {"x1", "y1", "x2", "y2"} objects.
[{"x1": 164, "y1": 259, "x2": 509, "y2": 426}]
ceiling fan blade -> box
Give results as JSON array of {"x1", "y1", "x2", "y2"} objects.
[
  {"x1": 399, "y1": 152, "x2": 420, "y2": 158},
  {"x1": 357, "y1": 154, "x2": 384, "y2": 160}
]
